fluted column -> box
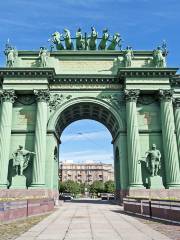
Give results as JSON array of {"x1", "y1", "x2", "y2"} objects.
[
  {"x1": 31, "y1": 90, "x2": 50, "y2": 188},
  {"x1": 159, "y1": 90, "x2": 180, "y2": 188},
  {"x1": 0, "y1": 90, "x2": 16, "y2": 188},
  {"x1": 174, "y1": 99, "x2": 180, "y2": 161},
  {"x1": 125, "y1": 89, "x2": 143, "y2": 188}
]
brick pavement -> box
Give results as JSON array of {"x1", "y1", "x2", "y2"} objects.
[{"x1": 15, "y1": 199, "x2": 173, "y2": 240}]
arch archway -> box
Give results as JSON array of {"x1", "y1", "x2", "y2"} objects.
[{"x1": 47, "y1": 98, "x2": 124, "y2": 196}]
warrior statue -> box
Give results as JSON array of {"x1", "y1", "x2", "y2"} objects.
[
  {"x1": 63, "y1": 29, "x2": 74, "y2": 50},
  {"x1": 88, "y1": 27, "x2": 98, "y2": 50},
  {"x1": 124, "y1": 46, "x2": 134, "y2": 67},
  {"x1": 12, "y1": 145, "x2": 35, "y2": 176},
  {"x1": 98, "y1": 28, "x2": 109, "y2": 50},
  {"x1": 145, "y1": 144, "x2": 161, "y2": 177},
  {"x1": 4, "y1": 40, "x2": 18, "y2": 68},
  {"x1": 51, "y1": 31, "x2": 64, "y2": 50},
  {"x1": 39, "y1": 47, "x2": 50, "y2": 67},
  {"x1": 107, "y1": 33, "x2": 121, "y2": 50},
  {"x1": 76, "y1": 28, "x2": 85, "y2": 50},
  {"x1": 153, "y1": 46, "x2": 166, "y2": 68}
]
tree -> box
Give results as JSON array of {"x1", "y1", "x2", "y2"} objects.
[
  {"x1": 59, "y1": 180, "x2": 81, "y2": 195},
  {"x1": 104, "y1": 180, "x2": 115, "y2": 193},
  {"x1": 90, "y1": 180, "x2": 104, "y2": 194}
]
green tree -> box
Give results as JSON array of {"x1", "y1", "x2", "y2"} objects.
[
  {"x1": 104, "y1": 180, "x2": 115, "y2": 193},
  {"x1": 90, "y1": 180, "x2": 104, "y2": 194},
  {"x1": 59, "y1": 180, "x2": 81, "y2": 196}
]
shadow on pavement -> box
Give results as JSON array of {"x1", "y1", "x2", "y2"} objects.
[
  {"x1": 111, "y1": 209, "x2": 180, "y2": 226},
  {"x1": 69, "y1": 199, "x2": 117, "y2": 205}
]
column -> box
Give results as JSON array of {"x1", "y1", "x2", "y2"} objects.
[
  {"x1": 159, "y1": 90, "x2": 180, "y2": 188},
  {"x1": 125, "y1": 89, "x2": 143, "y2": 188},
  {"x1": 174, "y1": 98, "x2": 180, "y2": 160},
  {"x1": 31, "y1": 90, "x2": 50, "y2": 188},
  {"x1": 0, "y1": 90, "x2": 16, "y2": 188}
]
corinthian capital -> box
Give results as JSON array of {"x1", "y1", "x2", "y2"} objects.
[
  {"x1": 159, "y1": 89, "x2": 174, "y2": 102},
  {"x1": 124, "y1": 89, "x2": 140, "y2": 102},
  {"x1": 0, "y1": 90, "x2": 16, "y2": 103},
  {"x1": 34, "y1": 90, "x2": 50, "y2": 103}
]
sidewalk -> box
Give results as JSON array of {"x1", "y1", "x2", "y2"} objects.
[{"x1": 15, "y1": 199, "x2": 171, "y2": 240}]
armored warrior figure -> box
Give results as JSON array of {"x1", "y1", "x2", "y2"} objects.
[
  {"x1": 4, "y1": 41, "x2": 18, "y2": 68},
  {"x1": 145, "y1": 144, "x2": 161, "y2": 177},
  {"x1": 124, "y1": 46, "x2": 134, "y2": 67},
  {"x1": 39, "y1": 47, "x2": 49, "y2": 67},
  {"x1": 12, "y1": 145, "x2": 35, "y2": 176},
  {"x1": 63, "y1": 29, "x2": 74, "y2": 50},
  {"x1": 153, "y1": 46, "x2": 166, "y2": 68}
]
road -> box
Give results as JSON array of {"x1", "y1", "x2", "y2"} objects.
[{"x1": 15, "y1": 199, "x2": 170, "y2": 240}]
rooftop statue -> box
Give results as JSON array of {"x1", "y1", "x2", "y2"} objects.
[
  {"x1": 39, "y1": 47, "x2": 49, "y2": 67},
  {"x1": 51, "y1": 31, "x2": 64, "y2": 50},
  {"x1": 88, "y1": 27, "x2": 98, "y2": 50},
  {"x1": 76, "y1": 28, "x2": 85, "y2": 50},
  {"x1": 124, "y1": 46, "x2": 134, "y2": 67},
  {"x1": 4, "y1": 40, "x2": 18, "y2": 68},
  {"x1": 107, "y1": 33, "x2": 122, "y2": 50},
  {"x1": 63, "y1": 29, "x2": 74, "y2": 50},
  {"x1": 12, "y1": 145, "x2": 35, "y2": 176},
  {"x1": 98, "y1": 29, "x2": 109, "y2": 50},
  {"x1": 153, "y1": 45, "x2": 167, "y2": 68},
  {"x1": 145, "y1": 144, "x2": 161, "y2": 177}
]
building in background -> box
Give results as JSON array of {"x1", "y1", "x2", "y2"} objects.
[{"x1": 59, "y1": 161, "x2": 114, "y2": 184}]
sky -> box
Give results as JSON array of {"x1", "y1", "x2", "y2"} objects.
[{"x1": 0, "y1": 0, "x2": 179, "y2": 163}]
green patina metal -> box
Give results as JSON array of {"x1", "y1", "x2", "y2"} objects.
[{"x1": 0, "y1": 37, "x2": 180, "y2": 198}]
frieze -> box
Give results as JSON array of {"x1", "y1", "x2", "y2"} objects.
[
  {"x1": 51, "y1": 77, "x2": 121, "y2": 84},
  {"x1": 50, "y1": 84, "x2": 122, "y2": 90},
  {"x1": 49, "y1": 93, "x2": 72, "y2": 110},
  {"x1": 16, "y1": 95, "x2": 35, "y2": 105}
]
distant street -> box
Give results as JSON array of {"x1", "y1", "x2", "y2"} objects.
[{"x1": 16, "y1": 199, "x2": 171, "y2": 240}]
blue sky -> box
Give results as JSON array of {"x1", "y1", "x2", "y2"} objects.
[{"x1": 0, "y1": 0, "x2": 179, "y2": 163}]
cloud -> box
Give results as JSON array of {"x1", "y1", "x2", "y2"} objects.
[
  {"x1": 59, "y1": 150, "x2": 113, "y2": 163},
  {"x1": 61, "y1": 130, "x2": 112, "y2": 142}
]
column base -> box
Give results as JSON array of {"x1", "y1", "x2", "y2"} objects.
[
  {"x1": 166, "y1": 183, "x2": 180, "y2": 189},
  {"x1": 0, "y1": 184, "x2": 7, "y2": 189},
  {"x1": 129, "y1": 184, "x2": 145, "y2": 190},
  {"x1": 29, "y1": 184, "x2": 46, "y2": 189}
]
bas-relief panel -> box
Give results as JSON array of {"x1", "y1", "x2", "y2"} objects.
[
  {"x1": 137, "y1": 103, "x2": 161, "y2": 130},
  {"x1": 12, "y1": 106, "x2": 36, "y2": 130}
]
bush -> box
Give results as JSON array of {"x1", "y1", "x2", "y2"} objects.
[
  {"x1": 59, "y1": 180, "x2": 81, "y2": 196},
  {"x1": 104, "y1": 180, "x2": 115, "y2": 193},
  {"x1": 90, "y1": 180, "x2": 104, "y2": 194}
]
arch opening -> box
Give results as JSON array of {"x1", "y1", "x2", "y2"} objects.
[{"x1": 55, "y1": 102, "x2": 120, "y2": 140}]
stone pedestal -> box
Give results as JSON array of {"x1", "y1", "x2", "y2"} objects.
[
  {"x1": 148, "y1": 176, "x2": 164, "y2": 189},
  {"x1": 11, "y1": 175, "x2": 27, "y2": 189}
]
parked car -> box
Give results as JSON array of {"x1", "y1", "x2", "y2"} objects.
[
  {"x1": 101, "y1": 193, "x2": 109, "y2": 200},
  {"x1": 108, "y1": 194, "x2": 115, "y2": 200},
  {"x1": 59, "y1": 193, "x2": 73, "y2": 201}
]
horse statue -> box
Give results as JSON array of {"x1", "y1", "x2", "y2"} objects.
[
  {"x1": 51, "y1": 31, "x2": 64, "y2": 50},
  {"x1": 124, "y1": 46, "x2": 134, "y2": 67},
  {"x1": 107, "y1": 33, "x2": 121, "y2": 50},
  {"x1": 76, "y1": 28, "x2": 85, "y2": 50},
  {"x1": 63, "y1": 29, "x2": 74, "y2": 50},
  {"x1": 153, "y1": 46, "x2": 166, "y2": 68},
  {"x1": 98, "y1": 29, "x2": 109, "y2": 50},
  {"x1": 88, "y1": 27, "x2": 98, "y2": 50}
]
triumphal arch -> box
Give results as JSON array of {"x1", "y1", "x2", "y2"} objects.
[{"x1": 0, "y1": 28, "x2": 180, "y2": 200}]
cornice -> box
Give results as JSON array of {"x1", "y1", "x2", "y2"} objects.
[
  {"x1": 118, "y1": 68, "x2": 178, "y2": 78},
  {"x1": 170, "y1": 75, "x2": 180, "y2": 86},
  {"x1": 0, "y1": 68, "x2": 55, "y2": 79}
]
